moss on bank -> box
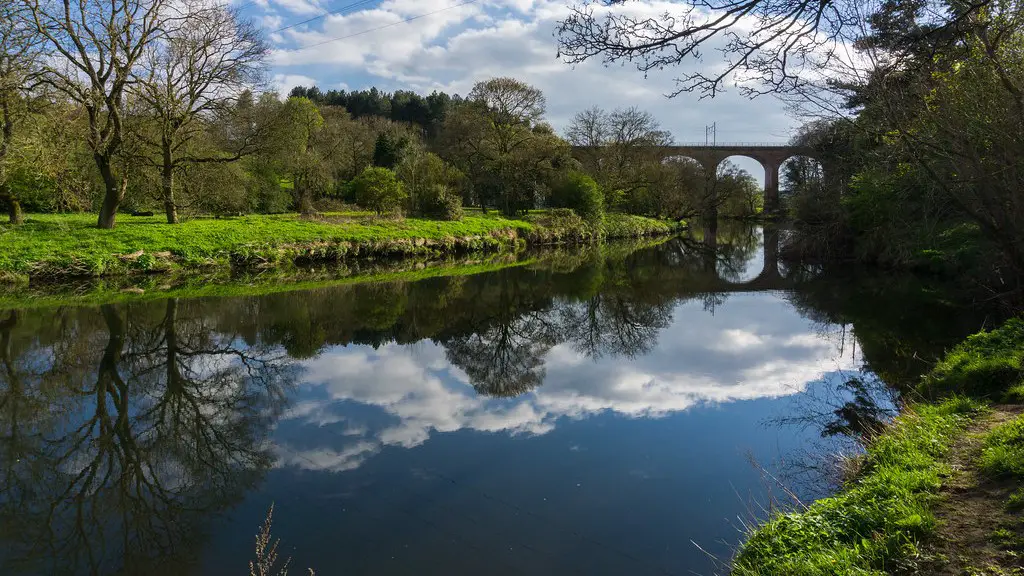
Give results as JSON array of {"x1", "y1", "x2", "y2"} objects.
[
  {"x1": 734, "y1": 317, "x2": 1024, "y2": 575},
  {"x1": 0, "y1": 212, "x2": 682, "y2": 283}
]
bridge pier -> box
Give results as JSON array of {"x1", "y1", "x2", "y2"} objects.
[{"x1": 763, "y1": 160, "x2": 781, "y2": 214}]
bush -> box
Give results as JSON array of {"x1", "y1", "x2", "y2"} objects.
[
  {"x1": 351, "y1": 167, "x2": 407, "y2": 216},
  {"x1": 396, "y1": 151, "x2": 465, "y2": 220},
  {"x1": 920, "y1": 317, "x2": 1024, "y2": 400},
  {"x1": 550, "y1": 171, "x2": 604, "y2": 223},
  {"x1": 418, "y1": 184, "x2": 463, "y2": 221}
]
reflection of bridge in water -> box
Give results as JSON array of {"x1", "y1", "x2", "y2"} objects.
[{"x1": 675, "y1": 223, "x2": 795, "y2": 293}]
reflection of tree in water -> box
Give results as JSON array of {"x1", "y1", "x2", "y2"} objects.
[
  {"x1": 0, "y1": 301, "x2": 294, "y2": 575},
  {"x1": 440, "y1": 268, "x2": 561, "y2": 397},
  {"x1": 556, "y1": 286, "x2": 673, "y2": 360},
  {"x1": 820, "y1": 378, "x2": 896, "y2": 442}
]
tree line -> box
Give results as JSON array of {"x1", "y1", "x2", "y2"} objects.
[{"x1": 0, "y1": 1, "x2": 761, "y2": 229}]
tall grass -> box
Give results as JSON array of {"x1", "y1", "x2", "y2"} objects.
[{"x1": 732, "y1": 397, "x2": 983, "y2": 575}]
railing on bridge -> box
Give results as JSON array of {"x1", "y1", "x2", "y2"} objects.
[{"x1": 668, "y1": 142, "x2": 796, "y2": 147}]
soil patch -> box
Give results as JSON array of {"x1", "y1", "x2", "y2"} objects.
[{"x1": 918, "y1": 405, "x2": 1024, "y2": 576}]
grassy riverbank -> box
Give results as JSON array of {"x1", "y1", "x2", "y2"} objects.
[
  {"x1": 0, "y1": 211, "x2": 682, "y2": 283},
  {"x1": 734, "y1": 319, "x2": 1024, "y2": 575},
  {"x1": 0, "y1": 232, "x2": 675, "y2": 310}
]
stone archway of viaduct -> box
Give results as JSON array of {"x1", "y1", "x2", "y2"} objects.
[
  {"x1": 659, "y1": 144, "x2": 815, "y2": 213},
  {"x1": 572, "y1": 144, "x2": 817, "y2": 213}
]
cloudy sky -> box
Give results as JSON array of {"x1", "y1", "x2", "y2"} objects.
[
  {"x1": 273, "y1": 292, "x2": 861, "y2": 473},
  {"x1": 241, "y1": 0, "x2": 797, "y2": 152}
]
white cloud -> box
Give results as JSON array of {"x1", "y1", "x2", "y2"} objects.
[
  {"x1": 265, "y1": 0, "x2": 797, "y2": 145},
  {"x1": 272, "y1": 73, "x2": 319, "y2": 95},
  {"x1": 274, "y1": 294, "x2": 860, "y2": 473},
  {"x1": 272, "y1": 0, "x2": 325, "y2": 16}
]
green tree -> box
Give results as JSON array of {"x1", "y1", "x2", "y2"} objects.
[
  {"x1": 352, "y1": 166, "x2": 407, "y2": 216},
  {"x1": 396, "y1": 149, "x2": 464, "y2": 220},
  {"x1": 23, "y1": 0, "x2": 169, "y2": 229},
  {"x1": 131, "y1": 3, "x2": 267, "y2": 223},
  {"x1": 551, "y1": 171, "x2": 603, "y2": 223},
  {"x1": 372, "y1": 131, "x2": 408, "y2": 169},
  {"x1": 0, "y1": 3, "x2": 42, "y2": 224},
  {"x1": 442, "y1": 77, "x2": 566, "y2": 217}
]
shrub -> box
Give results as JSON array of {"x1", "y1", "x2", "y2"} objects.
[
  {"x1": 418, "y1": 184, "x2": 463, "y2": 221},
  {"x1": 920, "y1": 317, "x2": 1024, "y2": 400},
  {"x1": 525, "y1": 208, "x2": 596, "y2": 244},
  {"x1": 550, "y1": 171, "x2": 604, "y2": 223},
  {"x1": 351, "y1": 167, "x2": 408, "y2": 216},
  {"x1": 979, "y1": 415, "x2": 1024, "y2": 478},
  {"x1": 396, "y1": 151, "x2": 465, "y2": 220}
]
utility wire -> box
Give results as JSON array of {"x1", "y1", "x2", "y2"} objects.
[
  {"x1": 272, "y1": 0, "x2": 379, "y2": 33},
  {"x1": 295, "y1": 0, "x2": 480, "y2": 50}
]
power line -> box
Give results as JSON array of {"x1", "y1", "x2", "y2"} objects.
[
  {"x1": 296, "y1": 0, "x2": 481, "y2": 50},
  {"x1": 272, "y1": 0, "x2": 379, "y2": 34}
]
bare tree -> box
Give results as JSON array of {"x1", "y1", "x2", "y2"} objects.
[
  {"x1": 0, "y1": 3, "x2": 43, "y2": 224},
  {"x1": 555, "y1": 0, "x2": 990, "y2": 98},
  {"x1": 133, "y1": 1, "x2": 268, "y2": 224},
  {"x1": 21, "y1": 0, "x2": 174, "y2": 229},
  {"x1": 565, "y1": 106, "x2": 609, "y2": 147}
]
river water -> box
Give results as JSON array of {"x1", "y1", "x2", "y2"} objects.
[{"x1": 0, "y1": 224, "x2": 991, "y2": 575}]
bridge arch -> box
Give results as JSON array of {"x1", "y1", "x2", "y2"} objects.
[
  {"x1": 779, "y1": 155, "x2": 826, "y2": 204},
  {"x1": 714, "y1": 155, "x2": 767, "y2": 216}
]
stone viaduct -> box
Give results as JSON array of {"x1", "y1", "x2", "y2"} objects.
[{"x1": 573, "y1": 143, "x2": 817, "y2": 213}]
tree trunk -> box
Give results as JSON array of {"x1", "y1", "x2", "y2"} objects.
[
  {"x1": 0, "y1": 178, "x2": 22, "y2": 224},
  {"x1": 162, "y1": 145, "x2": 178, "y2": 224},
  {"x1": 296, "y1": 179, "x2": 315, "y2": 215},
  {"x1": 7, "y1": 197, "x2": 22, "y2": 225},
  {"x1": 96, "y1": 154, "x2": 123, "y2": 229}
]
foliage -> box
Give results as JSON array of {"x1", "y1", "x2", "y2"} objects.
[
  {"x1": 921, "y1": 318, "x2": 1024, "y2": 401},
  {"x1": 372, "y1": 131, "x2": 408, "y2": 169},
  {"x1": 979, "y1": 415, "x2": 1024, "y2": 479},
  {"x1": 550, "y1": 171, "x2": 603, "y2": 223},
  {"x1": 351, "y1": 167, "x2": 407, "y2": 216},
  {"x1": 602, "y1": 213, "x2": 681, "y2": 239},
  {"x1": 525, "y1": 208, "x2": 597, "y2": 244},
  {"x1": 733, "y1": 397, "x2": 982, "y2": 576},
  {"x1": 396, "y1": 150, "x2": 464, "y2": 220}
]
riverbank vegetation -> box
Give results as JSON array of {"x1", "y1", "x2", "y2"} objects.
[
  {"x1": 0, "y1": 211, "x2": 680, "y2": 283},
  {"x1": 734, "y1": 318, "x2": 1024, "y2": 575}
]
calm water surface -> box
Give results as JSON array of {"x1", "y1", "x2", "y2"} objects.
[{"x1": 0, "y1": 225, "x2": 987, "y2": 575}]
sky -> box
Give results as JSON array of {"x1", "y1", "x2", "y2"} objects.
[{"x1": 239, "y1": 0, "x2": 799, "y2": 179}]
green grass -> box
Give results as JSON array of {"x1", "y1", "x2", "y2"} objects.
[
  {"x1": 979, "y1": 415, "x2": 1024, "y2": 479},
  {"x1": 0, "y1": 211, "x2": 681, "y2": 283},
  {"x1": 736, "y1": 316, "x2": 1024, "y2": 574},
  {"x1": 921, "y1": 318, "x2": 1024, "y2": 401},
  {"x1": 603, "y1": 213, "x2": 685, "y2": 239},
  {"x1": 733, "y1": 397, "x2": 983, "y2": 576},
  {"x1": 0, "y1": 212, "x2": 533, "y2": 280}
]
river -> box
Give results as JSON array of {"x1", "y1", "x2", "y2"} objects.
[{"x1": 0, "y1": 223, "x2": 993, "y2": 575}]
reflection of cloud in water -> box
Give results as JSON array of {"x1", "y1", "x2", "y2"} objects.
[{"x1": 274, "y1": 295, "x2": 860, "y2": 472}]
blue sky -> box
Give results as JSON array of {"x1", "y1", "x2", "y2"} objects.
[{"x1": 238, "y1": 0, "x2": 798, "y2": 178}]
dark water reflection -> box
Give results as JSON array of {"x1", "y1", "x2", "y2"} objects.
[{"x1": 0, "y1": 224, "x2": 992, "y2": 575}]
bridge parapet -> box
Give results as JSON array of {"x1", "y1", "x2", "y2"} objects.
[{"x1": 669, "y1": 142, "x2": 796, "y2": 148}]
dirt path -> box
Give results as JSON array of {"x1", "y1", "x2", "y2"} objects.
[{"x1": 917, "y1": 405, "x2": 1024, "y2": 576}]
